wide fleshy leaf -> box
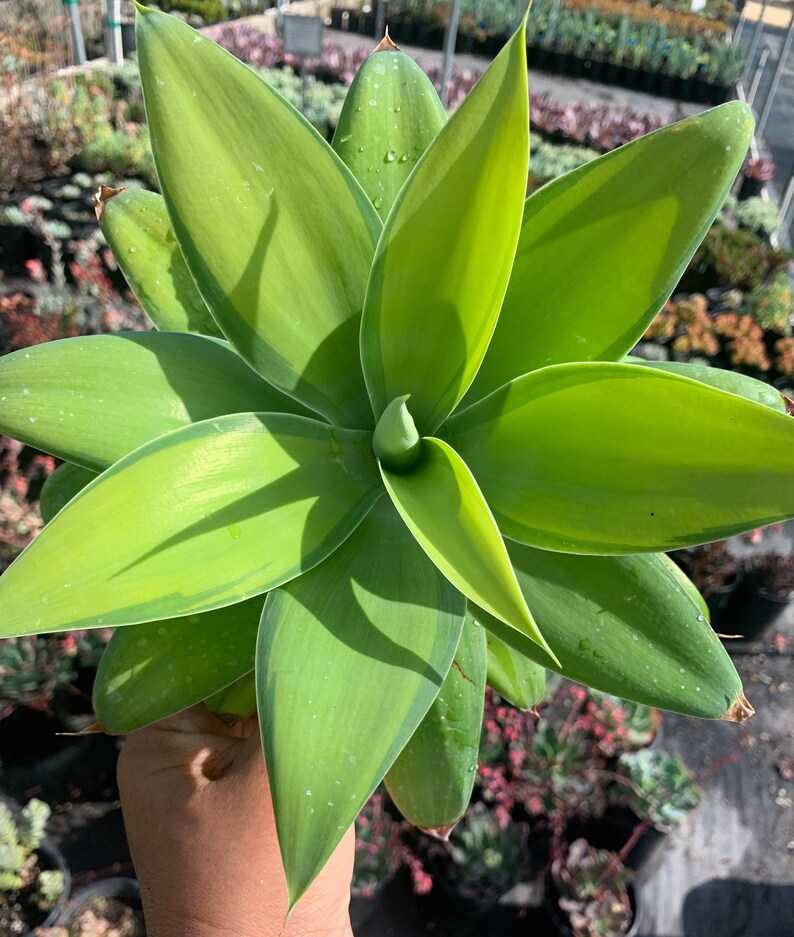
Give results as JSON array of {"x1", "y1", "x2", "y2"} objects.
[
  {"x1": 257, "y1": 498, "x2": 465, "y2": 905},
  {"x1": 385, "y1": 613, "x2": 487, "y2": 834},
  {"x1": 96, "y1": 186, "x2": 221, "y2": 336},
  {"x1": 485, "y1": 626, "x2": 546, "y2": 710},
  {"x1": 0, "y1": 332, "x2": 308, "y2": 471},
  {"x1": 94, "y1": 597, "x2": 262, "y2": 732},
  {"x1": 40, "y1": 463, "x2": 97, "y2": 524},
  {"x1": 447, "y1": 362, "x2": 794, "y2": 553},
  {"x1": 0, "y1": 413, "x2": 381, "y2": 637},
  {"x1": 360, "y1": 20, "x2": 529, "y2": 433},
  {"x1": 136, "y1": 7, "x2": 381, "y2": 428},
  {"x1": 332, "y1": 36, "x2": 446, "y2": 220},
  {"x1": 471, "y1": 541, "x2": 744, "y2": 720},
  {"x1": 380, "y1": 436, "x2": 553, "y2": 657},
  {"x1": 627, "y1": 357, "x2": 786, "y2": 413},
  {"x1": 466, "y1": 102, "x2": 754, "y2": 402}
]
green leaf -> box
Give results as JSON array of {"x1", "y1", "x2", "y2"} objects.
[
  {"x1": 626, "y1": 357, "x2": 786, "y2": 413},
  {"x1": 332, "y1": 38, "x2": 446, "y2": 220},
  {"x1": 96, "y1": 186, "x2": 222, "y2": 336},
  {"x1": 257, "y1": 499, "x2": 465, "y2": 905},
  {"x1": 467, "y1": 103, "x2": 754, "y2": 402},
  {"x1": 380, "y1": 436, "x2": 554, "y2": 658},
  {"x1": 93, "y1": 597, "x2": 262, "y2": 732},
  {"x1": 471, "y1": 541, "x2": 743, "y2": 720},
  {"x1": 447, "y1": 362, "x2": 794, "y2": 553},
  {"x1": 40, "y1": 463, "x2": 97, "y2": 525},
  {"x1": 0, "y1": 413, "x2": 381, "y2": 637},
  {"x1": 205, "y1": 671, "x2": 257, "y2": 718},
  {"x1": 136, "y1": 7, "x2": 381, "y2": 428},
  {"x1": 485, "y1": 626, "x2": 546, "y2": 710},
  {"x1": 385, "y1": 613, "x2": 487, "y2": 834},
  {"x1": 360, "y1": 21, "x2": 529, "y2": 433},
  {"x1": 0, "y1": 332, "x2": 308, "y2": 471}
]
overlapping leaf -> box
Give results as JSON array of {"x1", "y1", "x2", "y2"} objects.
[
  {"x1": 0, "y1": 414, "x2": 381, "y2": 637},
  {"x1": 136, "y1": 7, "x2": 381, "y2": 427},
  {"x1": 448, "y1": 363, "x2": 794, "y2": 553},
  {"x1": 380, "y1": 437, "x2": 553, "y2": 656},
  {"x1": 466, "y1": 102, "x2": 754, "y2": 402},
  {"x1": 360, "y1": 20, "x2": 529, "y2": 433},
  {"x1": 472, "y1": 541, "x2": 742, "y2": 719},
  {"x1": 257, "y1": 499, "x2": 465, "y2": 905},
  {"x1": 0, "y1": 333, "x2": 306, "y2": 471}
]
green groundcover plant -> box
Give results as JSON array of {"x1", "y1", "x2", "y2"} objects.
[{"x1": 1, "y1": 5, "x2": 794, "y2": 906}]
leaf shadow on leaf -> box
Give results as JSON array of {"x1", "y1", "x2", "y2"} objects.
[
  {"x1": 277, "y1": 499, "x2": 462, "y2": 685},
  {"x1": 108, "y1": 415, "x2": 379, "y2": 598},
  {"x1": 176, "y1": 191, "x2": 372, "y2": 429}
]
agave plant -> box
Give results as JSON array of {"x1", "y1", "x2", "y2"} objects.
[{"x1": 1, "y1": 4, "x2": 794, "y2": 907}]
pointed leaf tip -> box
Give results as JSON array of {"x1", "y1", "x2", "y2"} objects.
[
  {"x1": 721, "y1": 693, "x2": 754, "y2": 724},
  {"x1": 419, "y1": 820, "x2": 460, "y2": 841},
  {"x1": 94, "y1": 184, "x2": 125, "y2": 222},
  {"x1": 373, "y1": 29, "x2": 400, "y2": 52}
]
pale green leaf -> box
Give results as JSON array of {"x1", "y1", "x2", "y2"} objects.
[
  {"x1": 467, "y1": 103, "x2": 754, "y2": 402},
  {"x1": 385, "y1": 613, "x2": 487, "y2": 832},
  {"x1": 40, "y1": 463, "x2": 97, "y2": 525},
  {"x1": 485, "y1": 624, "x2": 546, "y2": 710},
  {"x1": 447, "y1": 362, "x2": 794, "y2": 553},
  {"x1": 360, "y1": 21, "x2": 529, "y2": 433},
  {"x1": 257, "y1": 498, "x2": 465, "y2": 904},
  {"x1": 205, "y1": 671, "x2": 257, "y2": 718},
  {"x1": 380, "y1": 436, "x2": 554, "y2": 658},
  {"x1": 94, "y1": 597, "x2": 262, "y2": 732},
  {"x1": 0, "y1": 414, "x2": 381, "y2": 637},
  {"x1": 627, "y1": 357, "x2": 786, "y2": 413},
  {"x1": 0, "y1": 332, "x2": 308, "y2": 471},
  {"x1": 471, "y1": 542, "x2": 742, "y2": 719},
  {"x1": 332, "y1": 40, "x2": 446, "y2": 220},
  {"x1": 97, "y1": 186, "x2": 221, "y2": 336},
  {"x1": 136, "y1": 7, "x2": 381, "y2": 427}
]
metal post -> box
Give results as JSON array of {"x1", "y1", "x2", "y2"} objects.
[
  {"x1": 742, "y1": 0, "x2": 769, "y2": 83},
  {"x1": 733, "y1": 6, "x2": 747, "y2": 45},
  {"x1": 106, "y1": 0, "x2": 123, "y2": 65},
  {"x1": 757, "y1": 3, "x2": 794, "y2": 138},
  {"x1": 780, "y1": 165, "x2": 794, "y2": 226},
  {"x1": 62, "y1": 0, "x2": 87, "y2": 65},
  {"x1": 440, "y1": 0, "x2": 462, "y2": 109},
  {"x1": 748, "y1": 45, "x2": 770, "y2": 106},
  {"x1": 375, "y1": 0, "x2": 386, "y2": 41}
]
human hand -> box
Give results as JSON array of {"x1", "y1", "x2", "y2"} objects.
[{"x1": 117, "y1": 705, "x2": 354, "y2": 937}]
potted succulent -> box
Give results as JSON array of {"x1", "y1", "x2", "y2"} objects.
[
  {"x1": 43, "y1": 878, "x2": 143, "y2": 937},
  {"x1": 546, "y1": 838, "x2": 637, "y2": 937},
  {"x1": 445, "y1": 802, "x2": 528, "y2": 906},
  {"x1": 606, "y1": 749, "x2": 703, "y2": 870},
  {"x1": 1, "y1": 4, "x2": 792, "y2": 911},
  {"x1": 0, "y1": 798, "x2": 70, "y2": 935}
]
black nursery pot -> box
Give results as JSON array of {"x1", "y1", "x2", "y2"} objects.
[
  {"x1": 728, "y1": 583, "x2": 794, "y2": 642},
  {"x1": 20, "y1": 840, "x2": 72, "y2": 937},
  {"x1": 56, "y1": 877, "x2": 141, "y2": 929},
  {"x1": 565, "y1": 808, "x2": 666, "y2": 873},
  {"x1": 545, "y1": 873, "x2": 639, "y2": 937}
]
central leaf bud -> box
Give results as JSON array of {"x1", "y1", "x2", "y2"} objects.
[{"x1": 373, "y1": 396, "x2": 422, "y2": 473}]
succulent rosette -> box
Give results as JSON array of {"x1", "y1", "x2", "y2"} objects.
[{"x1": 1, "y1": 7, "x2": 793, "y2": 903}]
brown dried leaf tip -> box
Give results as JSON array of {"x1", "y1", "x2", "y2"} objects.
[
  {"x1": 418, "y1": 819, "x2": 461, "y2": 841},
  {"x1": 373, "y1": 27, "x2": 400, "y2": 53},
  {"x1": 721, "y1": 692, "x2": 755, "y2": 724},
  {"x1": 94, "y1": 184, "x2": 126, "y2": 222},
  {"x1": 780, "y1": 392, "x2": 794, "y2": 416}
]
